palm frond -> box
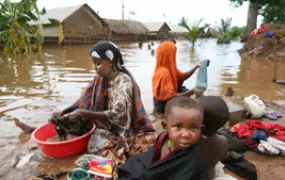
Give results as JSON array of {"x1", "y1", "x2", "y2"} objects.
[{"x1": 179, "y1": 18, "x2": 207, "y2": 47}]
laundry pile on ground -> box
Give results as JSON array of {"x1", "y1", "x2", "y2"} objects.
[
  {"x1": 216, "y1": 119, "x2": 285, "y2": 180},
  {"x1": 231, "y1": 95, "x2": 285, "y2": 156},
  {"x1": 238, "y1": 24, "x2": 285, "y2": 60},
  {"x1": 231, "y1": 120, "x2": 285, "y2": 155},
  {"x1": 212, "y1": 94, "x2": 285, "y2": 180}
]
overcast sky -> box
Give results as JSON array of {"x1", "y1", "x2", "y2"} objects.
[{"x1": 37, "y1": 0, "x2": 262, "y2": 27}]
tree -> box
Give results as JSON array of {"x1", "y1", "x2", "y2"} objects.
[
  {"x1": 0, "y1": 0, "x2": 46, "y2": 54},
  {"x1": 229, "y1": 26, "x2": 244, "y2": 40},
  {"x1": 0, "y1": 0, "x2": 63, "y2": 55},
  {"x1": 179, "y1": 17, "x2": 209, "y2": 47},
  {"x1": 229, "y1": 0, "x2": 283, "y2": 37},
  {"x1": 215, "y1": 18, "x2": 243, "y2": 44},
  {"x1": 216, "y1": 18, "x2": 232, "y2": 44},
  {"x1": 261, "y1": 4, "x2": 285, "y2": 24}
]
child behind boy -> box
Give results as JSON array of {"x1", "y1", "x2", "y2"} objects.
[
  {"x1": 117, "y1": 97, "x2": 208, "y2": 180},
  {"x1": 198, "y1": 96, "x2": 229, "y2": 179}
]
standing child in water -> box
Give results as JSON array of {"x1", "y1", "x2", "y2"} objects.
[{"x1": 117, "y1": 97, "x2": 208, "y2": 180}]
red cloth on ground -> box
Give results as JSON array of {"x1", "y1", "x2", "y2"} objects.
[
  {"x1": 231, "y1": 124, "x2": 253, "y2": 140},
  {"x1": 250, "y1": 26, "x2": 265, "y2": 35},
  {"x1": 231, "y1": 120, "x2": 285, "y2": 141}
]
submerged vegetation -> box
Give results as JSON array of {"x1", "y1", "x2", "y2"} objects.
[
  {"x1": 179, "y1": 17, "x2": 209, "y2": 47},
  {"x1": 215, "y1": 18, "x2": 243, "y2": 44},
  {"x1": 216, "y1": 18, "x2": 232, "y2": 44},
  {"x1": 0, "y1": 0, "x2": 45, "y2": 54},
  {"x1": 0, "y1": 0, "x2": 63, "y2": 55},
  {"x1": 178, "y1": 17, "x2": 243, "y2": 45}
]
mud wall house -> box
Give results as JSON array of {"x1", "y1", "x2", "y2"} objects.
[
  {"x1": 30, "y1": 4, "x2": 108, "y2": 45},
  {"x1": 143, "y1": 22, "x2": 172, "y2": 40},
  {"x1": 103, "y1": 19, "x2": 149, "y2": 41}
]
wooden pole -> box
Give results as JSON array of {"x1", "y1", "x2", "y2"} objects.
[
  {"x1": 122, "y1": 0, "x2": 125, "y2": 20},
  {"x1": 273, "y1": 58, "x2": 277, "y2": 82}
]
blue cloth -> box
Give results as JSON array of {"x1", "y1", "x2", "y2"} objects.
[
  {"x1": 264, "y1": 32, "x2": 275, "y2": 38},
  {"x1": 195, "y1": 59, "x2": 209, "y2": 90},
  {"x1": 251, "y1": 130, "x2": 268, "y2": 142}
]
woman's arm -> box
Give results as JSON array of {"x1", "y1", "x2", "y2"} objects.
[
  {"x1": 80, "y1": 110, "x2": 109, "y2": 123},
  {"x1": 62, "y1": 109, "x2": 111, "y2": 129},
  {"x1": 172, "y1": 89, "x2": 194, "y2": 98},
  {"x1": 49, "y1": 106, "x2": 76, "y2": 123},
  {"x1": 183, "y1": 64, "x2": 200, "y2": 81},
  {"x1": 172, "y1": 88, "x2": 205, "y2": 98},
  {"x1": 60, "y1": 106, "x2": 76, "y2": 116}
]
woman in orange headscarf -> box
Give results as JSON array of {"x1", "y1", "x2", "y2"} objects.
[{"x1": 152, "y1": 41, "x2": 200, "y2": 113}]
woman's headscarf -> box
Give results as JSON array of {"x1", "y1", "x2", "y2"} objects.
[
  {"x1": 89, "y1": 41, "x2": 126, "y2": 73},
  {"x1": 152, "y1": 41, "x2": 184, "y2": 100}
]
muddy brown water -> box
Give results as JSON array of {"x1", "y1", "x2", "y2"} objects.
[{"x1": 1, "y1": 39, "x2": 285, "y2": 179}]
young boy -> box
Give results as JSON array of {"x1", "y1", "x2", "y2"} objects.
[
  {"x1": 117, "y1": 97, "x2": 208, "y2": 180},
  {"x1": 198, "y1": 96, "x2": 229, "y2": 179}
]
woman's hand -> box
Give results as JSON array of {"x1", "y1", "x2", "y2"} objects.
[
  {"x1": 49, "y1": 112, "x2": 62, "y2": 124},
  {"x1": 64, "y1": 109, "x2": 84, "y2": 122},
  {"x1": 195, "y1": 59, "x2": 210, "y2": 68},
  {"x1": 195, "y1": 60, "x2": 202, "y2": 68}
]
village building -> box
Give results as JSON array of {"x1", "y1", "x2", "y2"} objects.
[
  {"x1": 31, "y1": 4, "x2": 108, "y2": 45},
  {"x1": 143, "y1": 22, "x2": 172, "y2": 40},
  {"x1": 104, "y1": 19, "x2": 149, "y2": 41},
  {"x1": 169, "y1": 26, "x2": 188, "y2": 39}
]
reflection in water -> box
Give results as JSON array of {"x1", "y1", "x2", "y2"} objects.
[
  {"x1": 1, "y1": 39, "x2": 285, "y2": 122},
  {"x1": 221, "y1": 57, "x2": 285, "y2": 100}
]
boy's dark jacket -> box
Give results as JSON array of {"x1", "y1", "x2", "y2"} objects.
[{"x1": 117, "y1": 132, "x2": 209, "y2": 180}]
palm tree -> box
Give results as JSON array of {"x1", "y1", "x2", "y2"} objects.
[
  {"x1": 179, "y1": 17, "x2": 208, "y2": 47},
  {"x1": 216, "y1": 18, "x2": 232, "y2": 44}
]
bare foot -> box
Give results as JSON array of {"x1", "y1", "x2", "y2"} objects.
[{"x1": 10, "y1": 117, "x2": 36, "y2": 133}]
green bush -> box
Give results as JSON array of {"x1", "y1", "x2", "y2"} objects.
[{"x1": 229, "y1": 26, "x2": 244, "y2": 40}]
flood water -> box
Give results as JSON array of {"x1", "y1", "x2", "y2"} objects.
[{"x1": 1, "y1": 39, "x2": 285, "y2": 179}]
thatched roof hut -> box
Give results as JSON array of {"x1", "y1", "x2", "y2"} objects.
[
  {"x1": 170, "y1": 26, "x2": 188, "y2": 33},
  {"x1": 144, "y1": 22, "x2": 171, "y2": 32},
  {"x1": 104, "y1": 19, "x2": 149, "y2": 41},
  {"x1": 169, "y1": 26, "x2": 188, "y2": 39},
  {"x1": 143, "y1": 21, "x2": 172, "y2": 40},
  {"x1": 32, "y1": 4, "x2": 108, "y2": 44}
]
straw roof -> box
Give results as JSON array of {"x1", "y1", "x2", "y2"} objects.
[
  {"x1": 104, "y1": 19, "x2": 149, "y2": 35},
  {"x1": 143, "y1": 21, "x2": 171, "y2": 32},
  {"x1": 30, "y1": 4, "x2": 105, "y2": 26},
  {"x1": 170, "y1": 26, "x2": 188, "y2": 33}
]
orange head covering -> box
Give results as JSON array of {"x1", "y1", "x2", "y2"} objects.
[{"x1": 152, "y1": 42, "x2": 184, "y2": 100}]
